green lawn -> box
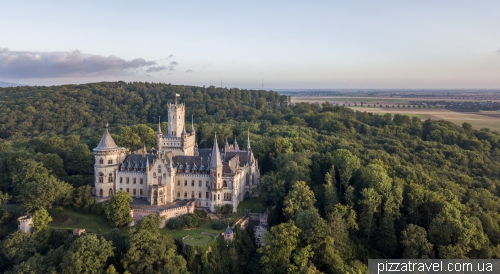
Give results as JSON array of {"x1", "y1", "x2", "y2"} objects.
[
  {"x1": 237, "y1": 197, "x2": 260, "y2": 210},
  {"x1": 182, "y1": 232, "x2": 214, "y2": 246},
  {"x1": 49, "y1": 208, "x2": 119, "y2": 234}
]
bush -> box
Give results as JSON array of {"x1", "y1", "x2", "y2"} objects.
[
  {"x1": 216, "y1": 204, "x2": 233, "y2": 216},
  {"x1": 211, "y1": 219, "x2": 227, "y2": 230},
  {"x1": 167, "y1": 214, "x2": 199, "y2": 230},
  {"x1": 250, "y1": 203, "x2": 266, "y2": 213}
]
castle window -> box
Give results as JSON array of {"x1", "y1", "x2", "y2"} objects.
[
  {"x1": 108, "y1": 173, "x2": 113, "y2": 183},
  {"x1": 98, "y1": 173, "x2": 104, "y2": 183},
  {"x1": 153, "y1": 172, "x2": 156, "y2": 178},
  {"x1": 99, "y1": 189, "x2": 103, "y2": 197},
  {"x1": 99, "y1": 158, "x2": 103, "y2": 164},
  {"x1": 206, "y1": 181, "x2": 209, "y2": 187},
  {"x1": 206, "y1": 192, "x2": 209, "y2": 199},
  {"x1": 191, "y1": 180, "x2": 194, "y2": 187},
  {"x1": 223, "y1": 180, "x2": 227, "y2": 188},
  {"x1": 120, "y1": 177, "x2": 122, "y2": 183},
  {"x1": 177, "y1": 180, "x2": 180, "y2": 186},
  {"x1": 199, "y1": 192, "x2": 202, "y2": 198},
  {"x1": 133, "y1": 178, "x2": 136, "y2": 184},
  {"x1": 163, "y1": 173, "x2": 166, "y2": 178},
  {"x1": 126, "y1": 177, "x2": 129, "y2": 184},
  {"x1": 140, "y1": 189, "x2": 143, "y2": 196},
  {"x1": 140, "y1": 178, "x2": 143, "y2": 184},
  {"x1": 158, "y1": 167, "x2": 161, "y2": 173},
  {"x1": 184, "y1": 192, "x2": 187, "y2": 198},
  {"x1": 158, "y1": 178, "x2": 162, "y2": 185},
  {"x1": 177, "y1": 192, "x2": 180, "y2": 198},
  {"x1": 133, "y1": 189, "x2": 136, "y2": 195},
  {"x1": 120, "y1": 188, "x2": 122, "y2": 191},
  {"x1": 199, "y1": 180, "x2": 202, "y2": 187},
  {"x1": 191, "y1": 192, "x2": 195, "y2": 199},
  {"x1": 184, "y1": 180, "x2": 187, "y2": 186},
  {"x1": 126, "y1": 188, "x2": 129, "y2": 193},
  {"x1": 108, "y1": 159, "x2": 113, "y2": 164},
  {"x1": 218, "y1": 194, "x2": 220, "y2": 200}
]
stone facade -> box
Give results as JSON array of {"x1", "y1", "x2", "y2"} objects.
[{"x1": 93, "y1": 102, "x2": 260, "y2": 213}]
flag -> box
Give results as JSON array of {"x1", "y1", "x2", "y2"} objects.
[{"x1": 176, "y1": 93, "x2": 180, "y2": 97}]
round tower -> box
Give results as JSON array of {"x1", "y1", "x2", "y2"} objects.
[{"x1": 93, "y1": 125, "x2": 126, "y2": 198}]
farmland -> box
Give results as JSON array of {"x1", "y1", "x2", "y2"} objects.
[{"x1": 291, "y1": 95, "x2": 500, "y2": 133}]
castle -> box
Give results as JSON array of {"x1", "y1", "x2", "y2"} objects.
[{"x1": 92, "y1": 102, "x2": 259, "y2": 213}]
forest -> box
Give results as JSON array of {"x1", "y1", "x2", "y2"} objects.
[{"x1": 1, "y1": 81, "x2": 500, "y2": 273}]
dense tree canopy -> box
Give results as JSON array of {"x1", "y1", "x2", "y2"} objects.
[{"x1": 1, "y1": 82, "x2": 500, "y2": 272}]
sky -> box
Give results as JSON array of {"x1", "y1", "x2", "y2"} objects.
[{"x1": 1, "y1": 1, "x2": 500, "y2": 89}]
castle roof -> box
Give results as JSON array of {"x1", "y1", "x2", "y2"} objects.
[
  {"x1": 94, "y1": 128, "x2": 119, "y2": 151},
  {"x1": 121, "y1": 153, "x2": 157, "y2": 172},
  {"x1": 209, "y1": 134, "x2": 223, "y2": 168},
  {"x1": 224, "y1": 225, "x2": 233, "y2": 235}
]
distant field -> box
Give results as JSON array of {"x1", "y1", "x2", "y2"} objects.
[
  {"x1": 291, "y1": 96, "x2": 500, "y2": 104},
  {"x1": 349, "y1": 107, "x2": 500, "y2": 133}
]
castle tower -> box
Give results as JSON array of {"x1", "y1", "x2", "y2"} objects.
[
  {"x1": 167, "y1": 102, "x2": 185, "y2": 137},
  {"x1": 210, "y1": 133, "x2": 223, "y2": 211},
  {"x1": 18, "y1": 215, "x2": 33, "y2": 233},
  {"x1": 93, "y1": 125, "x2": 127, "y2": 198}
]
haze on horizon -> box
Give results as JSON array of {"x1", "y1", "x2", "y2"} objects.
[{"x1": 1, "y1": 1, "x2": 499, "y2": 89}]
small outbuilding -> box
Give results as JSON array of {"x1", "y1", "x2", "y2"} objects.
[{"x1": 224, "y1": 225, "x2": 234, "y2": 242}]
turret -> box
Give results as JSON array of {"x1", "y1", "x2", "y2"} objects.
[
  {"x1": 210, "y1": 133, "x2": 223, "y2": 210},
  {"x1": 190, "y1": 115, "x2": 195, "y2": 134},
  {"x1": 233, "y1": 137, "x2": 239, "y2": 151},
  {"x1": 93, "y1": 124, "x2": 125, "y2": 198},
  {"x1": 157, "y1": 116, "x2": 163, "y2": 151}
]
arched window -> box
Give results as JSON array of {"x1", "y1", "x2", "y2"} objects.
[
  {"x1": 223, "y1": 180, "x2": 227, "y2": 188},
  {"x1": 108, "y1": 173, "x2": 113, "y2": 183},
  {"x1": 177, "y1": 192, "x2": 180, "y2": 198},
  {"x1": 98, "y1": 173, "x2": 104, "y2": 183},
  {"x1": 109, "y1": 188, "x2": 113, "y2": 196},
  {"x1": 99, "y1": 158, "x2": 103, "y2": 164},
  {"x1": 184, "y1": 192, "x2": 187, "y2": 198},
  {"x1": 99, "y1": 189, "x2": 103, "y2": 197}
]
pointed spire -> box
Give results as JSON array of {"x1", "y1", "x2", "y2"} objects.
[
  {"x1": 94, "y1": 124, "x2": 119, "y2": 152},
  {"x1": 210, "y1": 133, "x2": 223, "y2": 168},
  {"x1": 247, "y1": 130, "x2": 251, "y2": 151},
  {"x1": 157, "y1": 116, "x2": 162, "y2": 134},
  {"x1": 181, "y1": 125, "x2": 187, "y2": 136},
  {"x1": 142, "y1": 144, "x2": 146, "y2": 156},
  {"x1": 234, "y1": 136, "x2": 239, "y2": 151},
  {"x1": 190, "y1": 115, "x2": 195, "y2": 133}
]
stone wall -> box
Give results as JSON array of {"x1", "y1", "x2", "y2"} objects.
[{"x1": 130, "y1": 200, "x2": 197, "y2": 228}]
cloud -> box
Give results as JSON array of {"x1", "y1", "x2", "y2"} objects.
[
  {"x1": 0, "y1": 48, "x2": 156, "y2": 78},
  {"x1": 167, "y1": 61, "x2": 179, "y2": 71},
  {"x1": 146, "y1": 66, "x2": 166, "y2": 73},
  {"x1": 159, "y1": 54, "x2": 175, "y2": 61},
  {"x1": 185, "y1": 70, "x2": 193, "y2": 73}
]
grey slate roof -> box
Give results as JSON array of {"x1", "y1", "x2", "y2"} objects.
[
  {"x1": 94, "y1": 129, "x2": 119, "y2": 151},
  {"x1": 209, "y1": 135, "x2": 223, "y2": 168},
  {"x1": 225, "y1": 225, "x2": 233, "y2": 235}
]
